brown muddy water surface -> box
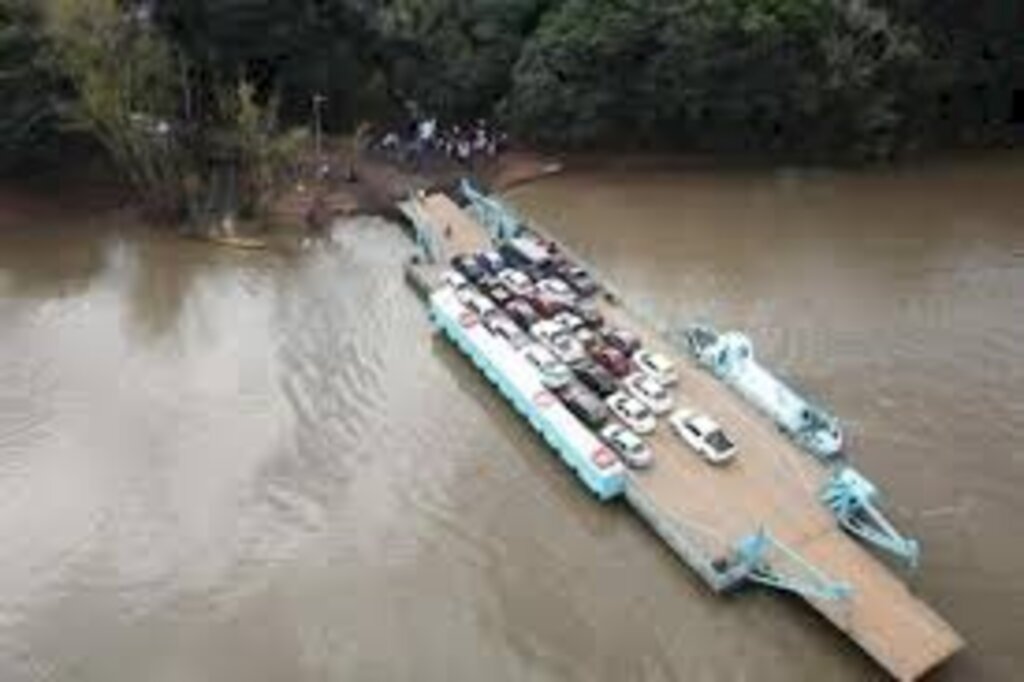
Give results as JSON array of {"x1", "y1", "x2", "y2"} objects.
[{"x1": 1, "y1": 154, "x2": 1022, "y2": 680}]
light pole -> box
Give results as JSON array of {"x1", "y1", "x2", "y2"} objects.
[{"x1": 312, "y1": 93, "x2": 327, "y2": 162}]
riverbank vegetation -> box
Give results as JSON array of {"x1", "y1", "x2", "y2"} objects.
[{"x1": 2, "y1": 0, "x2": 1021, "y2": 220}]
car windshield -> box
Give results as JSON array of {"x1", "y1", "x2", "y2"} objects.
[
  {"x1": 706, "y1": 429, "x2": 734, "y2": 454},
  {"x1": 642, "y1": 379, "x2": 666, "y2": 398},
  {"x1": 624, "y1": 400, "x2": 649, "y2": 419},
  {"x1": 619, "y1": 431, "x2": 643, "y2": 452}
]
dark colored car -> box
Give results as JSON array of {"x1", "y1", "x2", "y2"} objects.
[
  {"x1": 603, "y1": 328, "x2": 641, "y2": 356},
  {"x1": 592, "y1": 343, "x2": 631, "y2": 378},
  {"x1": 504, "y1": 298, "x2": 540, "y2": 330},
  {"x1": 475, "y1": 250, "x2": 505, "y2": 276},
  {"x1": 497, "y1": 243, "x2": 524, "y2": 269},
  {"x1": 562, "y1": 266, "x2": 599, "y2": 297},
  {"x1": 451, "y1": 254, "x2": 486, "y2": 284},
  {"x1": 574, "y1": 362, "x2": 618, "y2": 398},
  {"x1": 556, "y1": 381, "x2": 610, "y2": 429},
  {"x1": 498, "y1": 240, "x2": 549, "y2": 271}
]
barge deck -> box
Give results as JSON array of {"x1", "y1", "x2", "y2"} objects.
[{"x1": 406, "y1": 191, "x2": 962, "y2": 681}]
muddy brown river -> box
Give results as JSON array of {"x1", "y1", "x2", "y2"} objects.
[{"x1": 1, "y1": 155, "x2": 1022, "y2": 680}]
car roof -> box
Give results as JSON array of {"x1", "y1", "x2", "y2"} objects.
[
  {"x1": 690, "y1": 415, "x2": 720, "y2": 433},
  {"x1": 617, "y1": 428, "x2": 642, "y2": 447}
]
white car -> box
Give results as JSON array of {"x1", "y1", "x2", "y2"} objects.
[
  {"x1": 530, "y1": 320, "x2": 587, "y2": 366},
  {"x1": 623, "y1": 372, "x2": 674, "y2": 415},
  {"x1": 669, "y1": 409, "x2": 737, "y2": 465},
  {"x1": 456, "y1": 287, "x2": 496, "y2": 317},
  {"x1": 497, "y1": 268, "x2": 534, "y2": 297},
  {"x1": 600, "y1": 423, "x2": 653, "y2": 469},
  {"x1": 605, "y1": 391, "x2": 656, "y2": 435},
  {"x1": 574, "y1": 326, "x2": 599, "y2": 350},
  {"x1": 633, "y1": 349, "x2": 677, "y2": 386},
  {"x1": 551, "y1": 311, "x2": 585, "y2": 333},
  {"x1": 536, "y1": 277, "x2": 577, "y2": 304},
  {"x1": 442, "y1": 269, "x2": 469, "y2": 290},
  {"x1": 485, "y1": 313, "x2": 530, "y2": 349},
  {"x1": 521, "y1": 344, "x2": 572, "y2": 389}
]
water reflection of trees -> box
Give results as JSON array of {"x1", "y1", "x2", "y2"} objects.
[{"x1": 0, "y1": 223, "x2": 109, "y2": 302}]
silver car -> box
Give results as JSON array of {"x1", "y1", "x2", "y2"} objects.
[
  {"x1": 600, "y1": 423, "x2": 653, "y2": 468},
  {"x1": 521, "y1": 343, "x2": 572, "y2": 389}
]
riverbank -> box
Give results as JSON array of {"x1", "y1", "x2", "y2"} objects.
[{"x1": 263, "y1": 144, "x2": 563, "y2": 231}]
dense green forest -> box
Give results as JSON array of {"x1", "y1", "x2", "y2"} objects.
[{"x1": 2, "y1": 0, "x2": 1022, "y2": 175}]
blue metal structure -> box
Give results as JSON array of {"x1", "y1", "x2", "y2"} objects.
[
  {"x1": 722, "y1": 528, "x2": 853, "y2": 601},
  {"x1": 821, "y1": 468, "x2": 920, "y2": 569},
  {"x1": 459, "y1": 179, "x2": 522, "y2": 243},
  {"x1": 680, "y1": 323, "x2": 844, "y2": 459}
]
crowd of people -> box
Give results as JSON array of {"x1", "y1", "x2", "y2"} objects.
[{"x1": 372, "y1": 117, "x2": 507, "y2": 167}]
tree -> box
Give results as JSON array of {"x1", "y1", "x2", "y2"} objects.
[
  {"x1": 502, "y1": 0, "x2": 928, "y2": 158},
  {"x1": 43, "y1": 0, "x2": 191, "y2": 218},
  {"x1": 371, "y1": 0, "x2": 553, "y2": 119},
  {"x1": 0, "y1": 0, "x2": 62, "y2": 171}
]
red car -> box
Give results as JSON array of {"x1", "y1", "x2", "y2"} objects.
[
  {"x1": 591, "y1": 344, "x2": 631, "y2": 377},
  {"x1": 525, "y1": 291, "x2": 570, "y2": 318},
  {"x1": 603, "y1": 328, "x2": 641, "y2": 356}
]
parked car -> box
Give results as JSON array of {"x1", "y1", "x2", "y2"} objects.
[
  {"x1": 574, "y1": 362, "x2": 618, "y2": 398},
  {"x1": 605, "y1": 391, "x2": 657, "y2": 435},
  {"x1": 536, "y1": 277, "x2": 577, "y2": 304},
  {"x1": 441, "y1": 269, "x2": 469, "y2": 290},
  {"x1": 556, "y1": 382, "x2": 610, "y2": 429},
  {"x1": 451, "y1": 254, "x2": 486, "y2": 283},
  {"x1": 603, "y1": 328, "x2": 641, "y2": 356},
  {"x1": 575, "y1": 303, "x2": 604, "y2": 329},
  {"x1": 499, "y1": 237, "x2": 551, "y2": 270},
  {"x1": 476, "y1": 250, "x2": 505, "y2": 275},
  {"x1": 551, "y1": 311, "x2": 585, "y2": 333},
  {"x1": 669, "y1": 409, "x2": 737, "y2": 465},
  {"x1": 600, "y1": 423, "x2": 653, "y2": 469},
  {"x1": 479, "y1": 279, "x2": 513, "y2": 307},
  {"x1": 623, "y1": 372, "x2": 674, "y2": 415},
  {"x1": 524, "y1": 290, "x2": 571, "y2": 318},
  {"x1": 485, "y1": 312, "x2": 530, "y2": 349},
  {"x1": 574, "y1": 326, "x2": 601, "y2": 351},
  {"x1": 531, "y1": 320, "x2": 588, "y2": 366},
  {"x1": 504, "y1": 298, "x2": 540, "y2": 330},
  {"x1": 633, "y1": 349, "x2": 677, "y2": 386},
  {"x1": 560, "y1": 264, "x2": 599, "y2": 297},
  {"x1": 591, "y1": 344, "x2": 632, "y2": 378},
  {"x1": 542, "y1": 255, "x2": 571, "y2": 277},
  {"x1": 521, "y1": 344, "x2": 572, "y2": 390},
  {"x1": 497, "y1": 268, "x2": 534, "y2": 298},
  {"x1": 456, "y1": 287, "x2": 496, "y2": 317}
]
